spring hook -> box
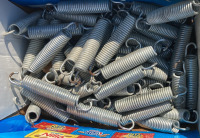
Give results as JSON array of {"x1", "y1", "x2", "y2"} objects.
[{"x1": 125, "y1": 38, "x2": 142, "y2": 49}]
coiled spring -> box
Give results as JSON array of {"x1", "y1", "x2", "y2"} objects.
[
  {"x1": 121, "y1": 102, "x2": 172, "y2": 126},
  {"x1": 146, "y1": 0, "x2": 200, "y2": 25},
  {"x1": 29, "y1": 29, "x2": 72, "y2": 73},
  {"x1": 55, "y1": 0, "x2": 111, "y2": 14},
  {"x1": 185, "y1": 43, "x2": 198, "y2": 110},
  {"x1": 25, "y1": 103, "x2": 41, "y2": 124},
  {"x1": 94, "y1": 65, "x2": 146, "y2": 100},
  {"x1": 74, "y1": 18, "x2": 112, "y2": 72},
  {"x1": 21, "y1": 89, "x2": 70, "y2": 123},
  {"x1": 96, "y1": 14, "x2": 136, "y2": 66},
  {"x1": 100, "y1": 46, "x2": 157, "y2": 79},
  {"x1": 114, "y1": 86, "x2": 175, "y2": 113}
]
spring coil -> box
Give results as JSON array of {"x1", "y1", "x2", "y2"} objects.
[
  {"x1": 185, "y1": 44, "x2": 198, "y2": 110},
  {"x1": 95, "y1": 14, "x2": 136, "y2": 66},
  {"x1": 66, "y1": 103, "x2": 122, "y2": 127},
  {"x1": 130, "y1": 1, "x2": 159, "y2": 17},
  {"x1": 169, "y1": 25, "x2": 192, "y2": 77},
  {"x1": 30, "y1": 71, "x2": 45, "y2": 79},
  {"x1": 112, "y1": 14, "x2": 124, "y2": 26},
  {"x1": 94, "y1": 65, "x2": 146, "y2": 100},
  {"x1": 146, "y1": 0, "x2": 199, "y2": 25},
  {"x1": 114, "y1": 86, "x2": 174, "y2": 113},
  {"x1": 159, "y1": 48, "x2": 173, "y2": 59},
  {"x1": 52, "y1": 51, "x2": 65, "y2": 72},
  {"x1": 66, "y1": 31, "x2": 91, "y2": 66},
  {"x1": 118, "y1": 46, "x2": 132, "y2": 55},
  {"x1": 27, "y1": 23, "x2": 83, "y2": 39},
  {"x1": 74, "y1": 18, "x2": 112, "y2": 72},
  {"x1": 21, "y1": 89, "x2": 70, "y2": 123},
  {"x1": 21, "y1": 75, "x2": 80, "y2": 107},
  {"x1": 29, "y1": 29, "x2": 72, "y2": 74},
  {"x1": 135, "y1": 30, "x2": 173, "y2": 48},
  {"x1": 121, "y1": 102, "x2": 172, "y2": 126},
  {"x1": 56, "y1": 0, "x2": 111, "y2": 14},
  {"x1": 8, "y1": 11, "x2": 41, "y2": 35},
  {"x1": 143, "y1": 63, "x2": 168, "y2": 82},
  {"x1": 137, "y1": 117, "x2": 180, "y2": 134},
  {"x1": 50, "y1": 12, "x2": 98, "y2": 26},
  {"x1": 141, "y1": 78, "x2": 166, "y2": 88},
  {"x1": 111, "y1": 84, "x2": 136, "y2": 96},
  {"x1": 127, "y1": 33, "x2": 163, "y2": 54},
  {"x1": 50, "y1": 20, "x2": 62, "y2": 24},
  {"x1": 79, "y1": 72, "x2": 91, "y2": 83},
  {"x1": 64, "y1": 43, "x2": 74, "y2": 57},
  {"x1": 100, "y1": 46, "x2": 157, "y2": 79},
  {"x1": 160, "y1": 108, "x2": 198, "y2": 124},
  {"x1": 146, "y1": 24, "x2": 178, "y2": 40},
  {"x1": 147, "y1": 56, "x2": 169, "y2": 71},
  {"x1": 22, "y1": 19, "x2": 49, "y2": 71},
  {"x1": 25, "y1": 103, "x2": 41, "y2": 123}
]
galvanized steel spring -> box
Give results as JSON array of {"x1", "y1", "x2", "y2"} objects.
[
  {"x1": 130, "y1": 1, "x2": 159, "y2": 17},
  {"x1": 114, "y1": 86, "x2": 176, "y2": 113},
  {"x1": 49, "y1": 12, "x2": 98, "y2": 26},
  {"x1": 29, "y1": 29, "x2": 72, "y2": 74},
  {"x1": 64, "y1": 43, "x2": 74, "y2": 58},
  {"x1": 74, "y1": 18, "x2": 112, "y2": 72},
  {"x1": 147, "y1": 56, "x2": 169, "y2": 71},
  {"x1": 121, "y1": 102, "x2": 172, "y2": 126},
  {"x1": 25, "y1": 103, "x2": 41, "y2": 124},
  {"x1": 7, "y1": 11, "x2": 41, "y2": 35},
  {"x1": 55, "y1": 0, "x2": 112, "y2": 14},
  {"x1": 169, "y1": 25, "x2": 192, "y2": 77},
  {"x1": 100, "y1": 46, "x2": 157, "y2": 79},
  {"x1": 159, "y1": 48, "x2": 173, "y2": 59},
  {"x1": 111, "y1": 84, "x2": 137, "y2": 96},
  {"x1": 146, "y1": 0, "x2": 200, "y2": 25},
  {"x1": 27, "y1": 23, "x2": 83, "y2": 39},
  {"x1": 66, "y1": 103, "x2": 134, "y2": 130},
  {"x1": 160, "y1": 108, "x2": 198, "y2": 124},
  {"x1": 66, "y1": 31, "x2": 90, "y2": 66},
  {"x1": 137, "y1": 117, "x2": 180, "y2": 134},
  {"x1": 185, "y1": 43, "x2": 198, "y2": 110},
  {"x1": 94, "y1": 65, "x2": 146, "y2": 100},
  {"x1": 22, "y1": 19, "x2": 49, "y2": 72},
  {"x1": 21, "y1": 89, "x2": 70, "y2": 123},
  {"x1": 95, "y1": 14, "x2": 136, "y2": 66},
  {"x1": 118, "y1": 46, "x2": 132, "y2": 55}
]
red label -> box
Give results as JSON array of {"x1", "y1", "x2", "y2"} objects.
[
  {"x1": 33, "y1": 122, "x2": 78, "y2": 134},
  {"x1": 111, "y1": 132, "x2": 155, "y2": 138}
]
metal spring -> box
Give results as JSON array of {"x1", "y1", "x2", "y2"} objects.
[
  {"x1": 50, "y1": 12, "x2": 98, "y2": 26},
  {"x1": 66, "y1": 103, "x2": 134, "y2": 130},
  {"x1": 79, "y1": 72, "x2": 91, "y2": 83},
  {"x1": 185, "y1": 43, "x2": 198, "y2": 110},
  {"x1": 160, "y1": 108, "x2": 198, "y2": 124},
  {"x1": 50, "y1": 19, "x2": 62, "y2": 24},
  {"x1": 135, "y1": 30, "x2": 173, "y2": 48},
  {"x1": 121, "y1": 102, "x2": 172, "y2": 126},
  {"x1": 74, "y1": 18, "x2": 112, "y2": 72},
  {"x1": 25, "y1": 103, "x2": 41, "y2": 124},
  {"x1": 52, "y1": 51, "x2": 65, "y2": 72},
  {"x1": 172, "y1": 67, "x2": 187, "y2": 109},
  {"x1": 140, "y1": 83, "x2": 164, "y2": 94},
  {"x1": 20, "y1": 75, "x2": 80, "y2": 107},
  {"x1": 27, "y1": 23, "x2": 83, "y2": 39},
  {"x1": 118, "y1": 46, "x2": 132, "y2": 55},
  {"x1": 130, "y1": 1, "x2": 159, "y2": 17},
  {"x1": 112, "y1": 14, "x2": 124, "y2": 26},
  {"x1": 127, "y1": 33, "x2": 163, "y2": 54},
  {"x1": 55, "y1": 0, "x2": 111, "y2": 14},
  {"x1": 64, "y1": 43, "x2": 74, "y2": 58},
  {"x1": 111, "y1": 84, "x2": 136, "y2": 96},
  {"x1": 143, "y1": 63, "x2": 168, "y2": 82},
  {"x1": 114, "y1": 86, "x2": 175, "y2": 113},
  {"x1": 95, "y1": 14, "x2": 136, "y2": 66},
  {"x1": 21, "y1": 89, "x2": 70, "y2": 123},
  {"x1": 94, "y1": 65, "x2": 146, "y2": 100},
  {"x1": 169, "y1": 25, "x2": 192, "y2": 77},
  {"x1": 66, "y1": 31, "x2": 91, "y2": 66},
  {"x1": 100, "y1": 46, "x2": 157, "y2": 79},
  {"x1": 42, "y1": 69, "x2": 58, "y2": 84},
  {"x1": 137, "y1": 117, "x2": 180, "y2": 134},
  {"x1": 146, "y1": 0, "x2": 199, "y2": 25},
  {"x1": 147, "y1": 56, "x2": 169, "y2": 71},
  {"x1": 8, "y1": 11, "x2": 41, "y2": 35},
  {"x1": 30, "y1": 71, "x2": 45, "y2": 79},
  {"x1": 22, "y1": 19, "x2": 49, "y2": 71},
  {"x1": 29, "y1": 29, "x2": 72, "y2": 74}
]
